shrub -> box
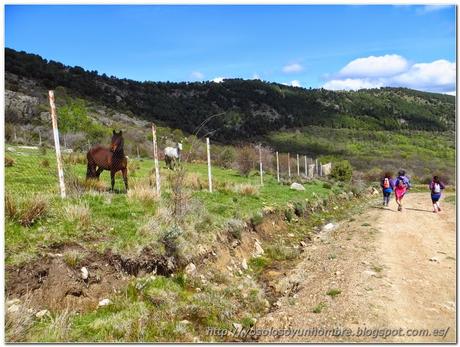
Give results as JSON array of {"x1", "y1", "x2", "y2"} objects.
[
  {"x1": 216, "y1": 147, "x2": 236, "y2": 169},
  {"x1": 226, "y1": 219, "x2": 245, "y2": 240},
  {"x1": 236, "y1": 145, "x2": 257, "y2": 177},
  {"x1": 251, "y1": 212, "x2": 264, "y2": 227},
  {"x1": 284, "y1": 208, "x2": 294, "y2": 222},
  {"x1": 330, "y1": 160, "x2": 353, "y2": 182},
  {"x1": 5, "y1": 156, "x2": 15, "y2": 167}
]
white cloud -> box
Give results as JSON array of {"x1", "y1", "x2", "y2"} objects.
[
  {"x1": 392, "y1": 59, "x2": 455, "y2": 92},
  {"x1": 339, "y1": 54, "x2": 408, "y2": 78},
  {"x1": 252, "y1": 73, "x2": 261, "y2": 80},
  {"x1": 190, "y1": 71, "x2": 204, "y2": 80},
  {"x1": 212, "y1": 76, "x2": 225, "y2": 83},
  {"x1": 323, "y1": 78, "x2": 384, "y2": 91},
  {"x1": 290, "y1": 80, "x2": 301, "y2": 87},
  {"x1": 190, "y1": 71, "x2": 204, "y2": 81},
  {"x1": 323, "y1": 55, "x2": 455, "y2": 94},
  {"x1": 282, "y1": 63, "x2": 303, "y2": 73}
]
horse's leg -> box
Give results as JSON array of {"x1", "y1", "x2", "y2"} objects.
[
  {"x1": 110, "y1": 170, "x2": 116, "y2": 192},
  {"x1": 122, "y1": 167, "x2": 128, "y2": 191},
  {"x1": 95, "y1": 167, "x2": 104, "y2": 180}
]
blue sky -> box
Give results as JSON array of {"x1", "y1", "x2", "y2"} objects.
[{"x1": 5, "y1": 5, "x2": 456, "y2": 94}]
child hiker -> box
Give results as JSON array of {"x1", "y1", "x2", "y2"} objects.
[
  {"x1": 429, "y1": 176, "x2": 446, "y2": 213},
  {"x1": 394, "y1": 170, "x2": 411, "y2": 211},
  {"x1": 380, "y1": 172, "x2": 394, "y2": 206}
]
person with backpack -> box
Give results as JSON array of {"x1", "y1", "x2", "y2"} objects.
[
  {"x1": 380, "y1": 172, "x2": 394, "y2": 206},
  {"x1": 429, "y1": 176, "x2": 446, "y2": 213},
  {"x1": 394, "y1": 170, "x2": 411, "y2": 211}
]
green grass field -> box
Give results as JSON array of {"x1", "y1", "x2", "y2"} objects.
[
  {"x1": 7, "y1": 144, "x2": 356, "y2": 342},
  {"x1": 5, "y1": 145, "x2": 332, "y2": 266}
]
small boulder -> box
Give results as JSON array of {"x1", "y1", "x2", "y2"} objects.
[
  {"x1": 323, "y1": 223, "x2": 335, "y2": 231},
  {"x1": 81, "y1": 267, "x2": 89, "y2": 280},
  {"x1": 35, "y1": 309, "x2": 49, "y2": 319},
  {"x1": 241, "y1": 258, "x2": 248, "y2": 270},
  {"x1": 185, "y1": 263, "x2": 196, "y2": 275},
  {"x1": 290, "y1": 182, "x2": 305, "y2": 191},
  {"x1": 254, "y1": 241, "x2": 264, "y2": 257},
  {"x1": 7, "y1": 304, "x2": 20, "y2": 314},
  {"x1": 98, "y1": 299, "x2": 111, "y2": 307},
  {"x1": 6, "y1": 298, "x2": 20, "y2": 307}
]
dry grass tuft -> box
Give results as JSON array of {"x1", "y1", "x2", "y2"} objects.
[
  {"x1": 5, "y1": 296, "x2": 35, "y2": 342},
  {"x1": 127, "y1": 181, "x2": 158, "y2": 205},
  {"x1": 65, "y1": 202, "x2": 91, "y2": 227},
  {"x1": 183, "y1": 173, "x2": 205, "y2": 190},
  {"x1": 233, "y1": 184, "x2": 259, "y2": 196},
  {"x1": 7, "y1": 195, "x2": 49, "y2": 227},
  {"x1": 5, "y1": 193, "x2": 18, "y2": 220},
  {"x1": 5, "y1": 156, "x2": 15, "y2": 167},
  {"x1": 19, "y1": 196, "x2": 48, "y2": 227}
]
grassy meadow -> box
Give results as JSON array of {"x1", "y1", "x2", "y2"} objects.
[{"x1": 6, "y1": 144, "x2": 367, "y2": 342}]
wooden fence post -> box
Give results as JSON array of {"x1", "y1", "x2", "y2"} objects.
[
  {"x1": 315, "y1": 159, "x2": 319, "y2": 176},
  {"x1": 258, "y1": 145, "x2": 263, "y2": 186},
  {"x1": 206, "y1": 137, "x2": 213, "y2": 193},
  {"x1": 38, "y1": 130, "x2": 42, "y2": 146},
  {"x1": 48, "y1": 90, "x2": 66, "y2": 199},
  {"x1": 320, "y1": 162, "x2": 323, "y2": 177},
  {"x1": 296, "y1": 154, "x2": 300, "y2": 176},
  {"x1": 276, "y1": 151, "x2": 280, "y2": 182},
  {"x1": 151, "y1": 124, "x2": 161, "y2": 196},
  {"x1": 304, "y1": 155, "x2": 307, "y2": 177},
  {"x1": 287, "y1": 153, "x2": 291, "y2": 178}
]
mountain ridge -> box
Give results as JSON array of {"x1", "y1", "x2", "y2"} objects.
[{"x1": 5, "y1": 48, "x2": 455, "y2": 142}]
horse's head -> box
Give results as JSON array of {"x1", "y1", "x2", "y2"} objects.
[
  {"x1": 177, "y1": 143, "x2": 183, "y2": 151},
  {"x1": 111, "y1": 130, "x2": 124, "y2": 153}
]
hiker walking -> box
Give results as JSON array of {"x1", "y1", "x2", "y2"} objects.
[
  {"x1": 380, "y1": 172, "x2": 394, "y2": 206},
  {"x1": 429, "y1": 176, "x2": 446, "y2": 213},
  {"x1": 394, "y1": 170, "x2": 411, "y2": 211}
]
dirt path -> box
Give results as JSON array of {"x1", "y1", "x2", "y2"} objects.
[{"x1": 257, "y1": 193, "x2": 456, "y2": 343}]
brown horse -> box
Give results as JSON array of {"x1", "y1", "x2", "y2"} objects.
[{"x1": 86, "y1": 130, "x2": 128, "y2": 191}]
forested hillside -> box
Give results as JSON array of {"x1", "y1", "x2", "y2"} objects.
[{"x1": 5, "y1": 48, "x2": 455, "y2": 142}]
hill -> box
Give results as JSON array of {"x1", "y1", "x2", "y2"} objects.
[
  {"x1": 4, "y1": 48, "x2": 456, "y2": 182},
  {"x1": 5, "y1": 48, "x2": 455, "y2": 142}
]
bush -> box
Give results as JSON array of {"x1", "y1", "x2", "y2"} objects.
[
  {"x1": 236, "y1": 145, "x2": 257, "y2": 177},
  {"x1": 330, "y1": 160, "x2": 353, "y2": 182},
  {"x1": 226, "y1": 219, "x2": 245, "y2": 240},
  {"x1": 251, "y1": 212, "x2": 264, "y2": 227},
  {"x1": 216, "y1": 147, "x2": 236, "y2": 169}
]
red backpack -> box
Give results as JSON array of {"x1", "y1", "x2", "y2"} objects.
[{"x1": 383, "y1": 178, "x2": 390, "y2": 189}]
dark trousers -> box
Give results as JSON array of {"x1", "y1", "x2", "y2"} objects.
[{"x1": 383, "y1": 191, "x2": 391, "y2": 205}]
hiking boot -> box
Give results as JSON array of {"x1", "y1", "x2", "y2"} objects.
[{"x1": 397, "y1": 205, "x2": 402, "y2": 211}]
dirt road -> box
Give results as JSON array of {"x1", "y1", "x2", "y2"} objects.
[{"x1": 257, "y1": 192, "x2": 456, "y2": 343}]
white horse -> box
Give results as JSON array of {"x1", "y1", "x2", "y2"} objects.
[{"x1": 164, "y1": 143, "x2": 182, "y2": 170}]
